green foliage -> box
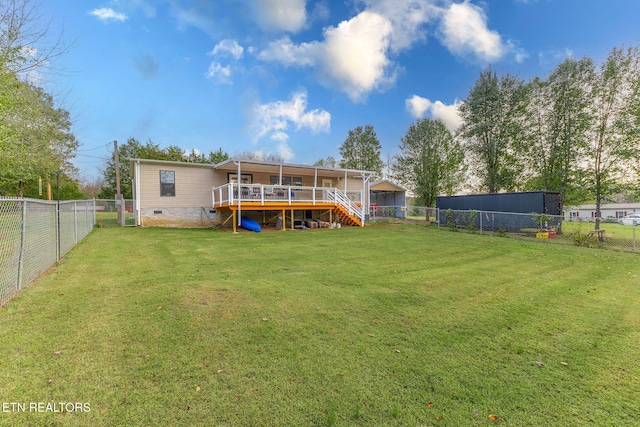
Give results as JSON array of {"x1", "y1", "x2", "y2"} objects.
[
  {"x1": 467, "y1": 209, "x2": 479, "y2": 232},
  {"x1": 19, "y1": 173, "x2": 84, "y2": 200},
  {"x1": 313, "y1": 156, "x2": 338, "y2": 168},
  {"x1": 459, "y1": 67, "x2": 528, "y2": 193},
  {"x1": 99, "y1": 138, "x2": 229, "y2": 199},
  {"x1": 0, "y1": 66, "x2": 78, "y2": 196},
  {"x1": 522, "y1": 57, "x2": 594, "y2": 214},
  {"x1": 445, "y1": 208, "x2": 456, "y2": 230},
  {"x1": 584, "y1": 45, "x2": 640, "y2": 229},
  {"x1": 532, "y1": 212, "x2": 552, "y2": 230},
  {"x1": 392, "y1": 117, "x2": 464, "y2": 208},
  {"x1": 339, "y1": 125, "x2": 383, "y2": 177}
]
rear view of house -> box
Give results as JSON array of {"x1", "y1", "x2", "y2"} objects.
[{"x1": 130, "y1": 158, "x2": 375, "y2": 230}]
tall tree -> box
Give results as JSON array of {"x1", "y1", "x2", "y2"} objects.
[
  {"x1": 339, "y1": 125, "x2": 384, "y2": 177},
  {"x1": 523, "y1": 57, "x2": 595, "y2": 231},
  {"x1": 393, "y1": 118, "x2": 465, "y2": 210},
  {"x1": 458, "y1": 68, "x2": 527, "y2": 193},
  {"x1": 99, "y1": 138, "x2": 229, "y2": 199},
  {"x1": 208, "y1": 147, "x2": 229, "y2": 164},
  {"x1": 586, "y1": 45, "x2": 640, "y2": 230},
  {"x1": 99, "y1": 138, "x2": 177, "y2": 199},
  {"x1": 313, "y1": 156, "x2": 338, "y2": 168},
  {"x1": 0, "y1": 67, "x2": 78, "y2": 196}
]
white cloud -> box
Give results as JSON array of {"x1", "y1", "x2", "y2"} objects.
[
  {"x1": 437, "y1": 1, "x2": 506, "y2": 63},
  {"x1": 211, "y1": 39, "x2": 244, "y2": 59},
  {"x1": 405, "y1": 95, "x2": 462, "y2": 132},
  {"x1": 258, "y1": 11, "x2": 396, "y2": 102},
  {"x1": 252, "y1": 0, "x2": 307, "y2": 33},
  {"x1": 276, "y1": 141, "x2": 295, "y2": 161},
  {"x1": 90, "y1": 8, "x2": 128, "y2": 22},
  {"x1": 256, "y1": 0, "x2": 523, "y2": 101},
  {"x1": 205, "y1": 62, "x2": 232, "y2": 84},
  {"x1": 320, "y1": 11, "x2": 395, "y2": 102},
  {"x1": 174, "y1": 7, "x2": 216, "y2": 37},
  {"x1": 361, "y1": 0, "x2": 439, "y2": 52},
  {"x1": 251, "y1": 91, "x2": 331, "y2": 143},
  {"x1": 406, "y1": 94, "x2": 432, "y2": 118},
  {"x1": 257, "y1": 36, "x2": 319, "y2": 67},
  {"x1": 206, "y1": 40, "x2": 245, "y2": 84}
]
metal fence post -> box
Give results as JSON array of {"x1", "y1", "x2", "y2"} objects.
[
  {"x1": 480, "y1": 210, "x2": 483, "y2": 235},
  {"x1": 633, "y1": 225, "x2": 636, "y2": 254},
  {"x1": 74, "y1": 201, "x2": 78, "y2": 244},
  {"x1": 17, "y1": 200, "x2": 27, "y2": 290}
]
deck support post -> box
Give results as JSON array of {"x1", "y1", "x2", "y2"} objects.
[
  {"x1": 290, "y1": 209, "x2": 294, "y2": 230},
  {"x1": 282, "y1": 209, "x2": 286, "y2": 231},
  {"x1": 232, "y1": 210, "x2": 238, "y2": 233}
]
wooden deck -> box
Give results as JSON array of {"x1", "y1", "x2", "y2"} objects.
[{"x1": 212, "y1": 184, "x2": 364, "y2": 231}]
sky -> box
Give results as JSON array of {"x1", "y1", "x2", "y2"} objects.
[{"x1": 38, "y1": 0, "x2": 640, "y2": 180}]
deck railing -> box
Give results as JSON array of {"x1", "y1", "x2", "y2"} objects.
[{"x1": 212, "y1": 183, "x2": 363, "y2": 222}]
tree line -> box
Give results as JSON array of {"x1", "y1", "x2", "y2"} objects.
[{"x1": 323, "y1": 45, "x2": 640, "y2": 231}]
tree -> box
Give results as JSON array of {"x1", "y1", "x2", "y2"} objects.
[
  {"x1": 585, "y1": 45, "x2": 640, "y2": 230},
  {"x1": 458, "y1": 68, "x2": 527, "y2": 193},
  {"x1": 393, "y1": 118, "x2": 465, "y2": 210},
  {"x1": 0, "y1": 0, "x2": 69, "y2": 77},
  {"x1": 208, "y1": 147, "x2": 229, "y2": 164},
  {"x1": 313, "y1": 156, "x2": 338, "y2": 168},
  {"x1": 99, "y1": 138, "x2": 168, "y2": 199},
  {"x1": 99, "y1": 138, "x2": 229, "y2": 199},
  {"x1": 0, "y1": 66, "x2": 78, "y2": 196},
  {"x1": 523, "y1": 57, "x2": 595, "y2": 232},
  {"x1": 339, "y1": 125, "x2": 384, "y2": 177},
  {"x1": 233, "y1": 151, "x2": 285, "y2": 163}
]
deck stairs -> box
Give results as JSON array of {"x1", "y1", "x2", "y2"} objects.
[{"x1": 327, "y1": 189, "x2": 363, "y2": 227}]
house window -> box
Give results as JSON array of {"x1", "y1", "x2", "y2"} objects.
[
  {"x1": 160, "y1": 170, "x2": 175, "y2": 197},
  {"x1": 570, "y1": 212, "x2": 579, "y2": 218},
  {"x1": 616, "y1": 211, "x2": 627, "y2": 218},
  {"x1": 228, "y1": 173, "x2": 253, "y2": 184},
  {"x1": 270, "y1": 175, "x2": 303, "y2": 186}
]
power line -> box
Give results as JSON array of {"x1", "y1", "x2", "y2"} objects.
[{"x1": 76, "y1": 141, "x2": 112, "y2": 152}]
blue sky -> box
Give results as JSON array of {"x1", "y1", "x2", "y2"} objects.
[{"x1": 40, "y1": 0, "x2": 640, "y2": 180}]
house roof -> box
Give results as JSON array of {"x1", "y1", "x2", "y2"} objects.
[
  {"x1": 213, "y1": 158, "x2": 375, "y2": 178},
  {"x1": 370, "y1": 180, "x2": 406, "y2": 192},
  {"x1": 129, "y1": 158, "x2": 214, "y2": 168},
  {"x1": 129, "y1": 157, "x2": 375, "y2": 177}
]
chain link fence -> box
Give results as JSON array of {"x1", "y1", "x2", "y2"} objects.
[
  {"x1": 388, "y1": 206, "x2": 640, "y2": 254},
  {"x1": 0, "y1": 198, "x2": 96, "y2": 305},
  {"x1": 95, "y1": 199, "x2": 135, "y2": 227}
]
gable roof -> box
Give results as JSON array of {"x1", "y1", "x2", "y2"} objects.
[{"x1": 370, "y1": 180, "x2": 406, "y2": 192}]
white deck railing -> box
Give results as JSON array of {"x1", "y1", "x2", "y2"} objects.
[{"x1": 212, "y1": 183, "x2": 363, "y2": 223}]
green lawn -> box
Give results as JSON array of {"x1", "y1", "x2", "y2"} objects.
[
  {"x1": 562, "y1": 220, "x2": 638, "y2": 239},
  {"x1": 1, "y1": 225, "x2": 640, "y2": 426}
]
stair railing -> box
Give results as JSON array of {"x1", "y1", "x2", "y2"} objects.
[{"x1": 327, "y1": 188, "x2": 363, "y2": 225}]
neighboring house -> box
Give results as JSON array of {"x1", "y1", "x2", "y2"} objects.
[
  {"x1": 369, "y1": 180, "x2": 407, "y2": 219},
  {"x1": 130, "y1": 158, "x2": 375, "y2": 229},
  {"x1": 563, "y1": 203, "x2": 640, "y2": 222}
]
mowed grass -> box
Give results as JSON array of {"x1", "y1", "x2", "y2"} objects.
[{"x1": 1, "y1": 225, "x2": 640, "y2": 426}]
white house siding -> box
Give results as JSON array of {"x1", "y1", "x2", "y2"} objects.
[{"x1": 564, "y1": 203, "x2": 640, "y2": 221}]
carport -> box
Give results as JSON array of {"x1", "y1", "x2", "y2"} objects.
[{"x1": 370, "y1": 180, "x2": 406, "y2": 218}]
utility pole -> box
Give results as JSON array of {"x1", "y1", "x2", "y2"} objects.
[{"x1": 114, "y1": 140, "x2": 122, "y2": 226}]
